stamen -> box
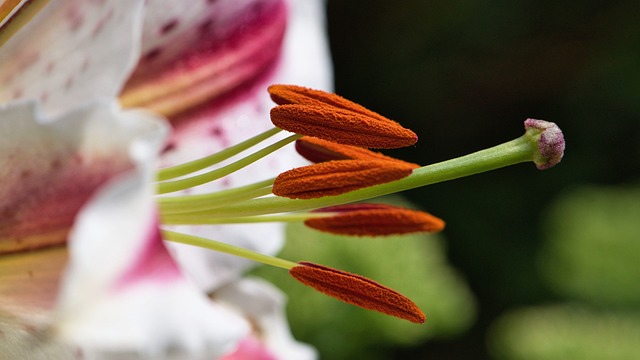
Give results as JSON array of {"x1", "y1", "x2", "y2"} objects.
[
  {"x1": 270, "y1": 105, "x2": 417, "y2": 149},
  {"x1": 295, "y1": 136, "x2": 420, "y2": 168},
  {"x1": 289, "y1": 261, "x2": 426, "y2": 323},
  {"x1": 272, "y1": 160, "x2": 415, "y2": 199},
  {"x1": 163, "y1": 230, "x2": 426, "y2": 323},
  {"x1": 162, "y1": 230, "x2": 297, "y2": 270},
  {"x1": 305, "y1": 203, "x2": 445, "y2": 236},
  {"x1": 268, "y1": 84, "x2": 391, "y2": 123}
]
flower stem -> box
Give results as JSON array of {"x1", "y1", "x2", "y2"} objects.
[{"x1": 162, "y1": 230, "x2": 297, "y2": 270}]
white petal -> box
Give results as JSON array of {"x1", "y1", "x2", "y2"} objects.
[
  {"x1": 279, "y1": 0, "x2": 334, "y2": 90},
  {"x1": 0, "y1": 0, "x2": 145, "y2": 117},
  {"x1": 217, "y1": 278, "x2": 317, "y2": 360}
]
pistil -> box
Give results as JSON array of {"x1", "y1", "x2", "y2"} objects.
[{"x1": 159, "y1": 121, "x2": 559, "y2": 221}]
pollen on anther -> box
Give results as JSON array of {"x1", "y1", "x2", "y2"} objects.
[
  {"x1": 305, "y1": 203, "x2": 445, "y2": 236},
  {"x1": 271, "y1": 105, "x2": 417, "y2": 149},
  {"x1": 272, "y1": 160, "x2": 415, "y2": 199},
  {"x1": 289, "y1": 262, "x2": 426, "y2": 323},
  {"x1": 295, "y1": 136, "x2": 420, "y2": 168},
  {"x1": 268, "y1": 84, "x2": 390, "y2": 123},
  {"x1": 268, "y1": 85, "x2": 418, "y2": 149}
]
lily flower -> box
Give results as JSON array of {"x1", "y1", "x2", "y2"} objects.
[
  {"x1": 0, "y1": 0, "x2": 566, "y2": 358},
  {"x1": 1, "y1": 0, "x2": 327, "y2": 357}
]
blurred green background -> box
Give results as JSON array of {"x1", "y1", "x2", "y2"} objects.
[{"x1": 258, "y1": 1, "x2": 640, "y2": 359}]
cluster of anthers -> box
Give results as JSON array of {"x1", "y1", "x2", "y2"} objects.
[{"x1": 156, "y1": 84, "x2": 565, "y2": 324}]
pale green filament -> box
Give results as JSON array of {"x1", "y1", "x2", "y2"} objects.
[
  {"x1": 162, "y1": 230, "x2": 297, "y2": 270},
  {"x1": 157, "y1": 128, "x2": 282, "y2": 181},
  {"x1": 158, "y1": 178, "x2": 275, "y2": 214},
  {"x1": 162, "y1": 212, "x2": 329, "y2": 225},
  {"x1": 157, "y1": 134, "x2": 301, "y2": 194}
]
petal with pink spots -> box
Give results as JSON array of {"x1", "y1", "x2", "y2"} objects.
[{"x1": 0, "y1": 0, "x2": 145, "y2": 117}]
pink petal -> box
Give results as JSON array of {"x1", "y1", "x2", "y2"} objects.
[
  {"x1": 122, "y1": 0, "x2": 287, "y2": 117},
  {"x1": 222, "y1": 336, "x2": 278, "y2": 360}
]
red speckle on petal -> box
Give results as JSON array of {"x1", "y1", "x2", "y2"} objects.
[
  {"x1": 198, "y1": 18, "x2": 214, "y2": 35},
  {"x1": 50, "y1": 159, "x2": 62, "y2": 170},
  {"x1": 17, "y1": 52, "x2": 39, "y2": 72},
  {"x1": 91, "y1": 8, "x2": 113, "y2": 37},
  {"x1": 161, "y1": 142, "x2": 176, "y2": 154},
  {"x1": 11, "y1": 89, "x2": 23, "y2": 99},
  {"x1": 81, "y1": 58, "x2": 90, "y2": 73},
  {"x1": 209, "y1": 126, "x2": 223, "y2": 137},
  {"x1": 160, "y1": 19, "x2": 179, "y2": 35},
  {"x1": 45, "y1": 62, "x2": 55, "y2": 74},
  {"x1": 73, "y1": 153, "x2": 83, "y2": 164},
  {"x1": 143, "y1": 47, "x2": 162, "y2": 63},
  {"x1": 65, "y1": 6, "x2": 84, "y2": 31},
  {"x1": 64, "y1": 77, "x2": 74, "y2": 91}
]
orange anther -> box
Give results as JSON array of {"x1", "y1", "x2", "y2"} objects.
[
  {"x1": 272, "y1": 160, "x2": 415, "y2": 199},
  {"x1": 290, "y1": 261, "x2": 426, "y2": 323},
  {"x1": 305, "y1": 203, "x2": 445, "y2": 236},
  {"x1": 295, "y1": 136, "x2": 420, "y2": 168}
]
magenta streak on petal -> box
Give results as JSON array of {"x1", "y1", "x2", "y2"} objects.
[
  {"x1": 112, "y1": 217, "x2": 181, "y2": 291},
  {"x1": 0, "y1": 155, "x2": 130, "y2": 255},
  {"x1": 122, "y1": 0, "x2": 287, "y2": 119},
  {"x1": 221, "y1": 336, "x2": 277, "y2": 360}
]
